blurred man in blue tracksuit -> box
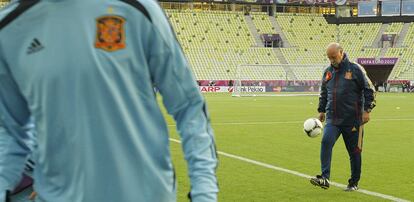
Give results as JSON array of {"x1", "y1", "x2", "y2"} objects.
[
  {"x1": 310, "y1": 43, "x2": 376, "y2": 191},
  {"x1": 0, "y1": 0, "x2": 218, "y2": 201}
]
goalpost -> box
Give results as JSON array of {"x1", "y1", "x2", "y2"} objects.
[{"x1": 232, "y1": 64, "x2": 326, "y2": 97}]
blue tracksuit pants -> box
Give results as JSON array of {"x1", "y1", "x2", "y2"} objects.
[{"x1": 321, "y1": 122, "x2": 363, "y2": 184}]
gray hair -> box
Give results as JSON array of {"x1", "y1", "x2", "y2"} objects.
[{"x1": 327, "y1": 42, "x2": 343, "y2": 53}]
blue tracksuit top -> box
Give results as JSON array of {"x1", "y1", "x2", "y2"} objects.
[
  {"x1": 0, "y1": 1, "x2": 218, "y2": 201},
  {"x1": 318, "y1": 54, "x2": 376, "y2": 126}
]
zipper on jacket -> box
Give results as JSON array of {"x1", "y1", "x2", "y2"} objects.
[{"x1": 333, "y1": 69, "x2": 340, "y2": 124}]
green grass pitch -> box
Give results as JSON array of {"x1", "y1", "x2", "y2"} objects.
[{"x1": 162, "y1": 93, "x2": 414, "y2": 202}]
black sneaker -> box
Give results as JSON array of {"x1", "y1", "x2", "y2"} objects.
[
  {"x1": 345, "y1": 179, "x2": 358, "y2": 191},
  {"x1": 310, "y1": 175, "x2": 330, "y2": 189}
]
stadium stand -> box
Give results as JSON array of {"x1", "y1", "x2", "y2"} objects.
[
  {"x1": 168, "y1": 9, "x2": 414, "y2": 81},
  {"x1": 167, "y1": 9, "x2": 254, "y2": 50},
  {"x1": 385, "y1": 48, "x2": 414, "y2": 80},
  {"x1": 280, "y1": 48, "x2": 328, "y2": 64},
  {"x1": 381, "y1": 23, "x2": 414, "y2": 80},
  {"x1": 402, "y1": 22, "x2": 414, "y2": 47},
  {"x1": 337, "y1": 23, "x2": 381, "y2": 61},
  {"x1": 275, "y1": 14, "x2": 381, "y2": 63},
  {"x1": 275, "y1": 13, "x2": 332, "y2": 64},
  {"x1": 291, "y1": 65, "x2": 326, "y2": 80},
  {"x1": 251, "y1": 12, "x2": 277, "y2": 34},
  {"x1": 166, "y1": 9, "x2": 280, "y2": 80},
  {"x1": 275, "y1": 13, "x2": 337, "y2": 49},
  {"x1": 384, "y1": 22, "x2": 404, "y2": 34},
  {"x1": 0, "y1": 0, "x2": 9, "y2": 8},
  {"x1": 237, "y1": 64, "x2": 287, "y2": 80},
  {"x1": 185, "y1": 48, "x2": 280, "y2": 80}
]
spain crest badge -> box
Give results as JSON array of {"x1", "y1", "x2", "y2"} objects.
[
  {"x1": 325, "y1": 71, "x2": 332, "y2": 82},
  {"x1": 95, "y1": 16, "x2": 126, "y2": 52},
  {"x1": 345, "y1": 70, "x2": 353, "y2": 80}
]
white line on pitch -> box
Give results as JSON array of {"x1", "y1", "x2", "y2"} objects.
[
  {"x1": 169, "y1": 138, "x2": 410, "y2": 202},
  {"x1": 166, "y1": 118, "x2": 414, "y2": 127}
]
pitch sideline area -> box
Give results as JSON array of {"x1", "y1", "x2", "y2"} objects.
[{"x1": 170, "y1": 138, "x2": 410, "y2": 202}]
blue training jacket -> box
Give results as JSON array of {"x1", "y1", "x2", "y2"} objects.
[
  {"x1": 318, "y1": 53, "x2": 376, "y2": 126},
  {"x1": 0, "y1": 0, "x2": 218, "y2": 201}
]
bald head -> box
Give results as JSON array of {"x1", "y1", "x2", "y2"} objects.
[
  {"x1": 327, "y1": 42, "x2": 343, "y2": 53},
  {"x1": 326, "y1": 42, "x2": 344, "y2": 68}
]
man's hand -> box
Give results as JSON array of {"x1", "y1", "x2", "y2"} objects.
[
  {"x1": 319, "y1": 112, "x2": 326, "y2": 122},
  {"x1": 362, "y1": 111, "x2": 370, "y2": 125}
]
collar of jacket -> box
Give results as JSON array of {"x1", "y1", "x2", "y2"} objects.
[{"x1": 333, "y1": 53, "x2": 350, "y2": 70}]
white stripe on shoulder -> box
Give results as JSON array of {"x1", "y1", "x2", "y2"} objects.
[
  {"x1": 352, "y1": 62, "x2": 368, "y2": 74},
  {"x1": 353, "y1": 62, "x2": 376, "y2": 91}
]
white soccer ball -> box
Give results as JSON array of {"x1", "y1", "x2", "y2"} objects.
[{"x1": 303, "y1": 118, "x2": 323, "y2": 138}]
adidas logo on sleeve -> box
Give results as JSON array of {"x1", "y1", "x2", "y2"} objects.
[{"x1": 27, "y1": 38, "x2": 44, "y2": 54}]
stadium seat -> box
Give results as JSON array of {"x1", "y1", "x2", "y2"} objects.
[
  {"x1": 166, "y1": 9, "x2": 281, "y2": 80},
  {"x1": 251, "y1": 12, "x2": 277, "y2": 34}
]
